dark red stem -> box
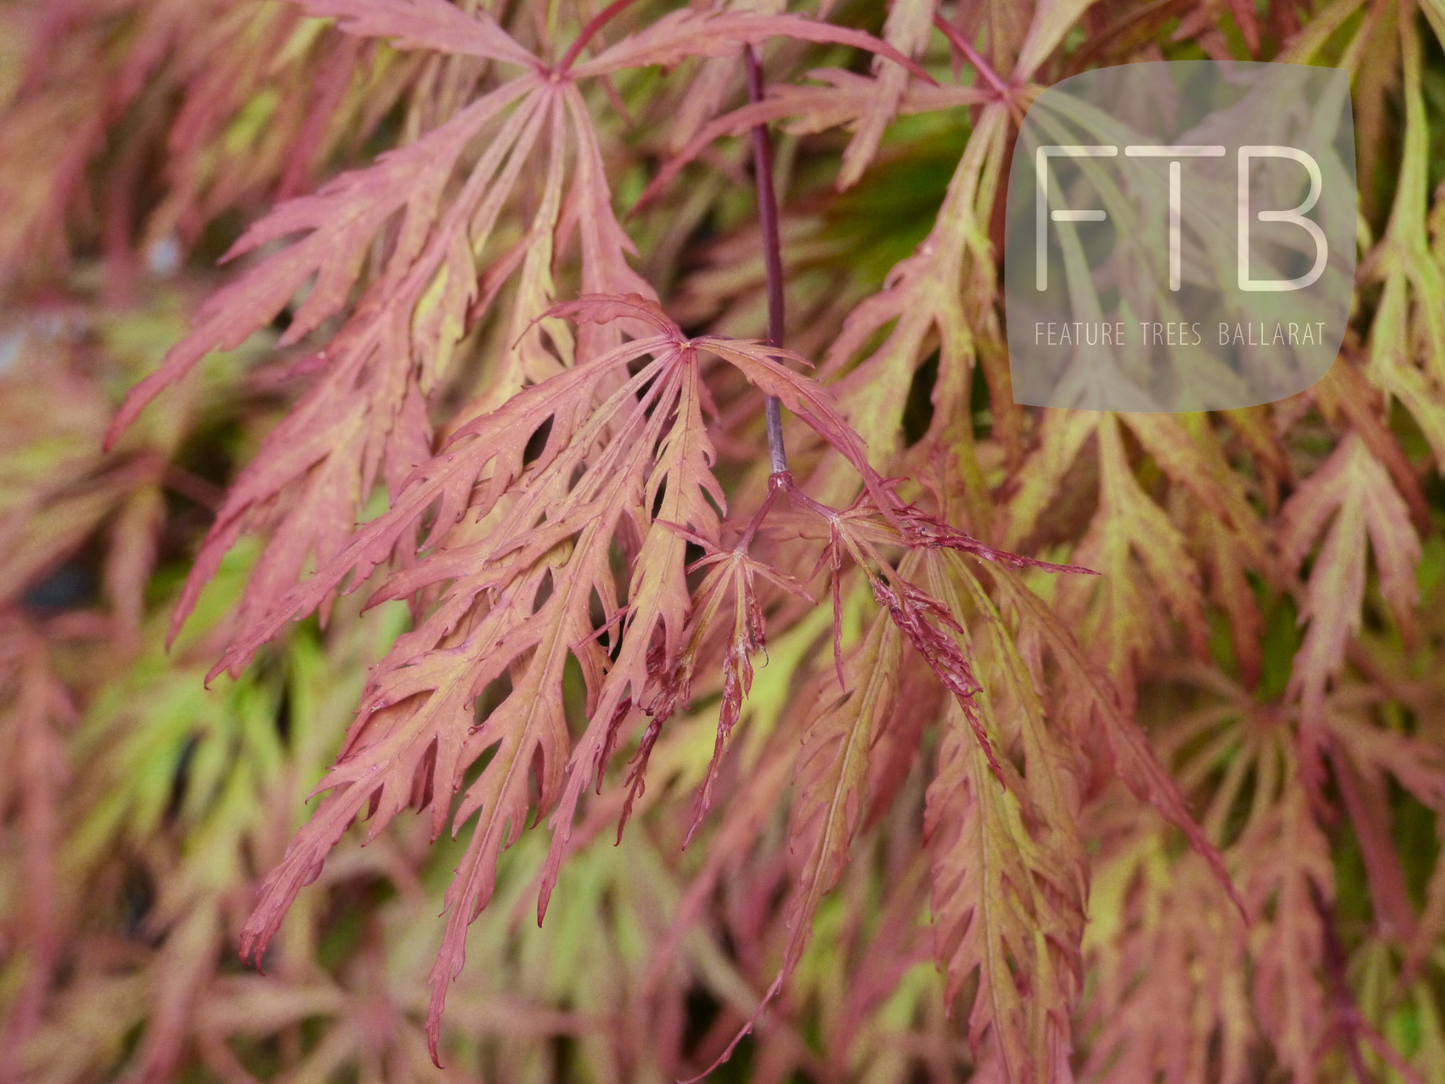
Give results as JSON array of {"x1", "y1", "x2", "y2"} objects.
[
  {"x1": 558, "y1": 0, "x2": 644, "y2": 73},
  {"x1": 735, "y1": 470, "x2": 791, "y2": 550},
  {"x1": 746, "y1": 45, "x2": 787, "y2": 476},
  {"x1": 931, "y1": 13, "x2": 1012, "y2": 100}
]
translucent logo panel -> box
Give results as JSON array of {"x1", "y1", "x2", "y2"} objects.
[{"x1": 1003, "y1": 62, "x2": 1355, "y2": 411}]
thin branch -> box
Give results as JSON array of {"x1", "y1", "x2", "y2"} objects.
[
  {"x1": 735, "y1": 469, "x2": 791, "y2": 550},
  {"x1": 931, "y1": 13, "x2": 1012, "y2": 100},
  {"x1": 745, "y1": 45, "x2": 787, "y2": 476},
  {"x1": 558, "y1": 0, "x2": 644, "y2": 73}
]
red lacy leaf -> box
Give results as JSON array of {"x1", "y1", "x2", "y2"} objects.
[
  {"x1": 1280, "y1": 433, "x2": 1421, "y2": 783},
  {"x1": 292, "y1": 0, "x2": 536, "y2": 67},
  {"x1": 571, "y1": 9, "x2": 937, "y2": 84},
  {"x1": 992, "y1": 566, "x2": 1245, "y2": 916},
  {"x1": 691, "y1": 602, "x2": 902, "y2": 1079}
]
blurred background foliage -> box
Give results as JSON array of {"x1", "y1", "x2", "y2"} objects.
[{"x1": 3, "y1": 1, "x2": 1445, "y2": 1082}]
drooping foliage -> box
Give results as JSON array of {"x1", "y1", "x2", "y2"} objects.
[{"x1": 2, "y1": 1, "x2": 1445, "y2": 1082}]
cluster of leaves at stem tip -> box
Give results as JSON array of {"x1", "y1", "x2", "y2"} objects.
[
  {"x1": 101, "y1": 0, "x2": 1227, "y2": 1069},
  {"x1": 4, "y1": 0, "x2": 1445, "y2": 1082}
]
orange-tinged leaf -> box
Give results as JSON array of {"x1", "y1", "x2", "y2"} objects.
[
  {"x1": 660, "y1": 540, "x2": 808, "y2": 843},
  {"x1": 1118, "y1": 413, "x2": 1255, "y2": 536},
  {"x1": 1279, "y1": 432, "x2": 1421, "y2": 772},
  {"x1": 823, "y1": 102, "x2": 1009, "y2": 470},
  {"x1": 923, "y1": 549, "x2": 1087, "y2": 1084},
  {"x1": 634, "y1": 69, "x2": 987, "y2": 212},
  {"x1": 1002, "y1": 408, "x2": 1099, "y2": 551},
  {"x1": 107, "y1": 75, "x2": 538, "y2": 447},
  {"x1": 1014, "y1": 0, "x2": 1099, "y2": 79},
  {"x1": 1237, "y1": 778, "x2": 1333, "y2": 1083},
  {"x1": 992, "y1": 566, "x2": 1243, "y2": 915},
  {"x1": 1082, "y1": 826, "x2": 1252, "y2": 1084},
  {"x1": 836, "y1": 0, "x2": 936, "y2": 190},
  {"x1": 926, "y1": 698, "x2": 1079, "y2": 1084},
  {"x1": 1054, "y1": 415, "x2": 1209, "y2": 698},
  {"x1": 228, "y1": 296, "x2": 929, "y2": 1057},
  {"x1": 571, "y1": 9, "x2": 936, "y2": 84},
  {"x1": 293, "y1": 0, "x2": 536, "y2": 67},
  {"x1": 687, "y1": 597, "x2": 901, "y2": 1079}
]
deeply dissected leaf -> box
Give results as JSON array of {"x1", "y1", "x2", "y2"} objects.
[
  {"x1": 570, "y1": 9, "x2": 936, "y2": 82},
  {"x1": 650, "y1": 531, "x2": 811, "y2": 844},
  {"x1": 7, "y1": 1, "x2": 1445, "y2": 1081},
  {"x1": 992, "y1": 566, "x2": 1242, "y2": 914},
  {"x1": 926, "y1": 699, "x2": 1078, "y2": 1084},
  {"x1": 923, "y1": 550, "x2": 1086, "y2": 1084},
  {"x1": 836, "y1": 0, "x2": 938, "y2": 190},
  {"x1": 689, "y1": 594, "x2": 902, "y2": 1075},
  {"x1": 1279, "y1": 432, "x2": 1421, "y2": 779},
  {"x1": 294, "y1": 0, "x2": 536, "y2": 65},
  {"x1": 1237, "y1": 779, "x2": 1334, "y2": 1082},
  {"x1": 635, "y1": 68, "x2": 988, "y2": 211},
  {"x1": 824, "y1": 101, "x2": 1010, "y2": 471},
  {"x1": 1052, "y1": 415, "x2": 1209, "y2": 696},
  {"x1": 226, "y1": 296, "x2": 914, "y2": 1059},
  {"x1": 1082, "y1": 824, "x2": 1252, "y2": 1084}
]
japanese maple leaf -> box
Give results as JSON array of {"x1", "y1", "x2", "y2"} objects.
[
  {"x1": 103, "y1": 0, "x2": 923, "y2": 670},
  {"x1": 1236, "y1": 779, "x2": 1334, "y2": 1083},
  {"x1": 228, "y1": 296, "x2": 887, "y2": 1061},
  {"x1": 922, "y1": 549, "x2": 1087, "y2": 1084},
  {"x1": 1279, "y1": 432, "x2": 1420, "y2": 778}
]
